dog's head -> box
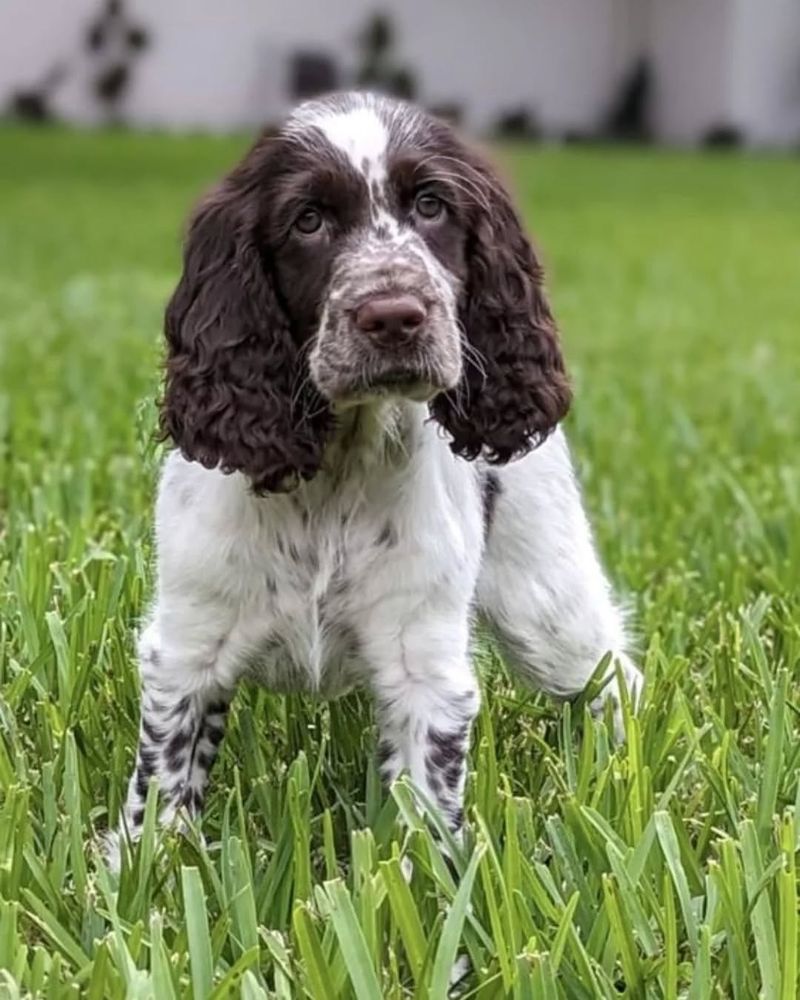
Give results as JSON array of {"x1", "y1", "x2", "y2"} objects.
[{"x1": 162, "y1": 92, "x2": 571, "y2": 492}]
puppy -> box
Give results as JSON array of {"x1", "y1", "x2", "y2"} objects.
[{"x1": 116, "y1": 91, "x2": 641, "y2": 852}]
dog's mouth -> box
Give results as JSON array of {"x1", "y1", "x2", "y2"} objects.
[
  {"x1": 336, "y1": 368, "x2": 440, "y2": 405},
  {"x1": 372, "y1": 370, "x2": 429, "y2": 390}
]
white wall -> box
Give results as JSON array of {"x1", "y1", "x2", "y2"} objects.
[
  {"x1": 2, "y1": 0, "x2": 799, "y2": 144},
  {"x1": 634, "y1": 0, "x2": 800, "y2": 145},
  {"x1": 644, "y1": 0, "x2": 733, "y2": 143},
  {"x1": 728, "y1": 0, "x2": 800, "y2": 144},
  {"x1": 0, "y1": 0, "x2": 639, "y2": 132}
]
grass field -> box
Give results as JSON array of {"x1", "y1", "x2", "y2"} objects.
[{"x1": 1, "y1": 126, "x2": 799, "y2": 998}]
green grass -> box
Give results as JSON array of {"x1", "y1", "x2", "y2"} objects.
[{"x1": 1, "y1": 125, "x2": 799, "y2": 998}]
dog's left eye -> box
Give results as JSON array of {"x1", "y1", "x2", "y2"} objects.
[
  {"x1": 414, "y1": 191, "x2": 444, "y2": 220},
  {"x1": 294, "y1": 208, "x2": 323, "y2": 234}
]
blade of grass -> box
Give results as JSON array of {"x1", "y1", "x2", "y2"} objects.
[
  {"x1": 181, "y1": 866, "x2": 214, "y2": 999},
  {"x1": 319, "y1": 879, "x2": 382, "y2": 1000},
  {"x1": 429, "y1": 842, "x2": 486, "y2": 999}
]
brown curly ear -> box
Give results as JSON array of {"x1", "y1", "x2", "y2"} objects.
[
  {"x1": 161, "y1": 161, "x2": 331, "y2": 493},
  {"x1": 430, "y1": 157, "x2": 571, "y2": 464}
]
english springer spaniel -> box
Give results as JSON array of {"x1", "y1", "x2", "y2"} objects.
[{"x1": 117, "y1": 91, "x2": 642, "y2": 854}]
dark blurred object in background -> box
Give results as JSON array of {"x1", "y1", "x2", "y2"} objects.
[
  {"x1": 355, "y1": 12, "x2": 417, "y2": 101},
  {"x1": 85, "y1": 0, "x2": 150, "y2": 124},
  {"x1": 7, "y1": 63, "x2": 67, "y2": 123},
  {"x1": 702, "y1": 124, "x2": 745, "y2": 149},
  {"x1": 493, "y1": 106, "x2": 542, "y2": 141},
  {"x1": 601, "y1": 58, "x2": 652, "y2": 142},
  {"x1": 290, "y1": 52, "x2": 339, "y2": 101},
  {"x1": 428, "y1": 103, "x2": 464, "y2": 127}
]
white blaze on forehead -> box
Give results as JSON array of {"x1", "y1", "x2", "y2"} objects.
[
  {"x1": 287, "y1": 96, "x2": 408, "y2": 234},
  {"x1": 312, "y1": 107, "x2": 390, "y2": 182}
]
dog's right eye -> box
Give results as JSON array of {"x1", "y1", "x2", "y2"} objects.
[{"x1": 294, "y1": 208, "x2": 323, "y2": 235}]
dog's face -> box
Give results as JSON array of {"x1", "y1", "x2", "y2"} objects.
[
  {"x1": 270, "y1": 102, "x2": 466, "y2": 405},
  {"x1": 163, "y1": 92, "x2": 571, "y2": 492}
]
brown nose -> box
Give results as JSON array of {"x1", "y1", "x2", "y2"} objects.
[{"x1": 354, "y1": 294, "x2": 427, "y2": 344}]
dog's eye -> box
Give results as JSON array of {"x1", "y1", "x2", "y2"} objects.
[
  {"x1": 414, "y1": 191, "x2": 444, "y2": 221},
  {"x1": 294, "y1": 208, "x2": 323, "y2": 235}
]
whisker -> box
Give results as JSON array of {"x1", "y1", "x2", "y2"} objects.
[
  {"x1": 461, "y1": 336, "x2": 488, "y2": 386},
  {"x1": 411, "y1": 155, "x2": 498, "y2": 215},
  {"x1": 290, "y1": 338, "x2": 318, "y2": 409},
  {"x1": 291, "y1": 370, "x2": 313, "y2": 410},
  {"x1": 425, "y1": 172, "x2": 493, "y2": 216},
  {"x1": 423, "y1": 153, "x2": 507, "y2": 199}
]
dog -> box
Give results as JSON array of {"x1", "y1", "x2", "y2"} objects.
[{"x1": 115, "y1": 91, "x2": 641, "y2": 854}]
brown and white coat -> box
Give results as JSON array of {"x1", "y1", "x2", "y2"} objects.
[{"x1": 113, "y1": 91, "x2": 641, "y2": 860}]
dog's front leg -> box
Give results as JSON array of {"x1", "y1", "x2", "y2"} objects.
[
  {"x1": 363, "y1": 611, "x2": 480, "y2": 837},
  {"x1": 109, "y1": 597, "x2": 249, "y2": 867},
  {"x1": 123, "y1": 627, "x2": 233, "y2": 834}
]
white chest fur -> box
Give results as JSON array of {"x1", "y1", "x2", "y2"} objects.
[
  {"x1": 247, "y1": 498, "x2": 383, "y2": 695},
  {"x1": 150, "y1": 409, "x2": 484, "y2": 699}
]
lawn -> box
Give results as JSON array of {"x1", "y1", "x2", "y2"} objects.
[{"x1": 1, "y1": 126, "x2": 799, "y2": 998}]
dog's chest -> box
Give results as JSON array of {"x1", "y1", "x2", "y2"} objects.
[{"x1": 249, "y1": 506, "x2": 382, "y2": 693}]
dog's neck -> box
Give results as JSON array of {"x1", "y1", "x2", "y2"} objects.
[
  {"x1": 291, "y1": 398, "x2": 425, "y2": 507},
  {"x1": 328, "y1": 398, "x2": 422, "y2": 478}
]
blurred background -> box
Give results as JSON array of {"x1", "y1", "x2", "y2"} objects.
[{"x1": 3, "y1": 0, "x2": 800, "y2": 146}]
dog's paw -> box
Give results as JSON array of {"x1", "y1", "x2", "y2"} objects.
[
  {"x1": 99, "y1": 829, "x2": 123, "y2": 875},
  {"x1": 590, "y1": 653, "x2": 643, "y2": 741},
  {"x1": 449, "y1": 953, "x2": 471, "y2": 995},
  {"x1": 400, "y1": 855, "x2": 414, "y2": 883}
]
